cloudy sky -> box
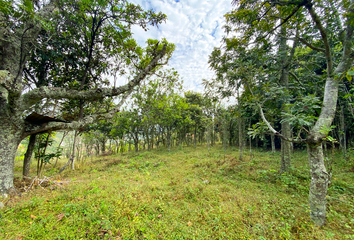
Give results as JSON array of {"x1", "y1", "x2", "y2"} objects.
[{"x1": 128, "y1": 0, "x2": 234, "y2": 92}]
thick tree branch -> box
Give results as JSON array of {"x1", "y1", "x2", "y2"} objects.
[
  {"x1": 255, "y1": 4, "x2": 302, "y2": 42},
  {"x1": 305, "y1": 1, "x2": 333, "y2": 76},
  {"x1": 0, "y1": 70, "x2": 22, "y2": 94},
  {"x1": 19, "y1": 44, "x2": 167, "y2": 111},
  {"x1": 297, "y1": 37, "x2": 325, "y2": 52},
  {"x1": 22, "y1": 85, "x2": 133, "y2": 138},
  {"x1": 289, "y1": 71, "x2": 304, "y2": 87}
]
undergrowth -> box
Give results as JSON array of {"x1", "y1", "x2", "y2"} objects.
[{"x1": 1, "y1": 146, "x2": 353, "y2": 239}]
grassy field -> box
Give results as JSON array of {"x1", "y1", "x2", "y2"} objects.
[{"x1": 1, "y1": 145, "x2": 354, "y2": 239}]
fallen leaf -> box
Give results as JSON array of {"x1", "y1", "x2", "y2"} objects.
[
  {"x1": 158, "y1": 214, "x2": 162, "y2": 218},
  {"x1": 30, "y1": 214, "x2": 36, "y2": 219},
  {"x1": 187, "y1": 221, "x2": 192, "y2": 226},
  {"x1": 57, "y1": 213, "x2": 65, "y2": 221}
]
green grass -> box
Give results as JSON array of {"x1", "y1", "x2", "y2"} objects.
[{"x1": 1, "y1": 146, "x2": 354, "y2": 239}]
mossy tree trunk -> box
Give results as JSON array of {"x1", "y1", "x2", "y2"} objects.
[
  {"x1": 0, "y1": 122, "x2": 22, "y2": 193},
  {"x1": 307, "y1": 143, "x2": 329, "y2": 226}
]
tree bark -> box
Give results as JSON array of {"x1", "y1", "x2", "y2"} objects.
[
  {"x1": 194, "y1": 126, "x2": 197, "y2": 148},
  {"x1": 134, "y1": 141, "x2": 139, "y2": 152},
  {"x1": 0, "y1": 122, "x2": 22, "y2": 194},
  {"x1": 238, "y1": 116, "x2": 243, "y2": 160},
  {"x1": 271, "y1": 134, "x2": 275, "y2": 153},
  {"x1": 167, "y1": 128, "x2": 171, "y2": 152},
  {"x1": 54, "y1": 132, "x2": 67, "y2": 168},
  {"x1": 279, "y1": 25, "x2": 295, "y2": 172},
  {"x1": 23, "y1": 134, "x2": 37, "y2": 177},
  {"x1": 339, "y1": 105, "x2": 347, "y2": 158},
  {"x1": 281, "y1": 122, "x2": 292, "y2": 172},
  {"x1": 307, "y1": 143, "x2": 329, "y2": 226},
  {"x1": 71, "y1": 131, "x2": 78, "y2": 170}
]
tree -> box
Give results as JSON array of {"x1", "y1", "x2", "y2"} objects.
[
  {"x1": 224, "y1": 0, "x2": 354, "y2": 226},
  {"x1": 0, "y1": 0, "x2": 175, "y2": 194}
]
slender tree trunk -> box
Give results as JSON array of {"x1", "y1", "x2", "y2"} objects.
[
  {"x1": 54, "y1": 132, "x2": 67, "y2": 168},
  {"x1": 167, "y1": 128, "x2": 171, "y2": 152},
  {"x1": 207, "y1": 122, "x2": 211, "y2": 152},
  {"x1": 307, "y1": 143, "x2": 329, "y2": 226},
  {"x1": 23, "y1": 134, "x2": 37, "y2": 177},
  {"x1": 71, "y1": 131, "x2": 78, "y2": 170},
  {"x1": 134, "y1": 135, "x2": 139, "y2": 152},
  {"x1": 211, "y1": 119, "x2": 215, "y2": 146},
  {"x1": 194, "y1": 126, "x2": 197, "y2": 148},
  {"x1": 271, "y1": 134, "x2": 275, "y2": 153},
  {"x1": 339, "y1": 105, "x2": 347, "y2": 158},
  {"x1": 281, "y1": 122, "x2": 292, "y2": 172},
  {"x1": 59, "y1": 131, "x2": 78, "y2": 173},
  {"x1": 37, "y1": 133, "x2": 51, "y2": 178},
  {"x1": 279, "y1": 25, "x2": 296, "y2": 172},
  {"x1": 95, "y1": 143, "x2": 100, "y2": 156},
  {"x1": 101, "y1": 138, "x2": 106, "y2": 153},
  {"x1": 238, "y1": 117, "x2": 243, "y2": 160}
]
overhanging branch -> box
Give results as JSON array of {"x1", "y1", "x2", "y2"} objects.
[
  {"x1": 22, "y1": 86, "x2": 133, "y2": 138},
  {"x1": 297, "y1": 37, "x2": 325, "y2": 52},
  {"x1": 258, "y1": 104, "x2": 307, "y2": 143},
  {"x1": 19, "y1": 44, "x2": 167, "y2": 111}
]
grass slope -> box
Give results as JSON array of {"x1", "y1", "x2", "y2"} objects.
[{"x1": 1, "y1": 146, "x2": 354, "y2": 239}]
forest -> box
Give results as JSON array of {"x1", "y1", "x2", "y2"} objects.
[{"x1": 1, "y1": 0, "x2": 354, "y2": 239}]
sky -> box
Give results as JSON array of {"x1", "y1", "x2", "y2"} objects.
[{"x1": 128, "y1": 0, "x2": 234, "y2": 93}]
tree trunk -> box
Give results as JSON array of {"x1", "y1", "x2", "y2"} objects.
[
  {"x1": 279, "y1": 25, "x2": 295, "y2": 172},
  {"x1": 146, "y1": 129, "x2": 150, "y2": 151},
  {"x1": 271, "y1": 134, "x2": 275, "y2": 153},
  {"x1": 281, "y1": 122, "x2": 292, "y2": 172},
  {"x1": 194, "y1": 126, "x2": 197, "y2": 148},
  {"x1": 238, "y1": 117, "x2": 243, "y2": 160},
  {"x1": 307, "y1": 143, "x2": 329, "y2": 226},
  {"x1": 134, "y1": 139, "x2": 139, "y2": 152},
  {"x1": 54, "y1": 132, "x2": 67, "y2": 168},
  {"x1": 0, "y1": 124, "x2": 21, "y2": 194},
  {"x1": 23, "y1": 134, "x2": 37, "y2": 177},
  {"x1": 339, "y1": 105, "x2": 347, "y2": 158},
  {"x1": 71, "y1": 131, "x2": 78, "y2": 170},
  {"x1": 207, "y1": 122, "x2": 211, "y2": 152},
  {"x1": 101, "y1": 139, "x2": 106, "y2": 153},
  {"x1": 167, "y1": 128, "x2": 171, "y2": 152}
]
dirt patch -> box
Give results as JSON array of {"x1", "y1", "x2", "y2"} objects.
[{"x1": 13, "y1": 176, "x2": 70, "y2": 193}]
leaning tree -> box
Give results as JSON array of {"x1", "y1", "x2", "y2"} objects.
[{"x1": 0, "y1": 0, "x2": 175, "y2": 194}]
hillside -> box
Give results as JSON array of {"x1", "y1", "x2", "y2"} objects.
[{"x1": 1, "y1": 146, "x2": 353, "y2": 239}]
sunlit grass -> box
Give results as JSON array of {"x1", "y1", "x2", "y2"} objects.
[{"x1": 1, "y1": 145, "x2": 354, "y2": 239}]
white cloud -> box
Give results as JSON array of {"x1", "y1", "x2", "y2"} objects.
[{"x1": 128, "y1": 0, "x2": 233, "y2": 93}]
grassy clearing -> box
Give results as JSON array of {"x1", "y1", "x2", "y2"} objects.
[{"x1": 1, "y1": 146, "x2": 354, "y2": 239}]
